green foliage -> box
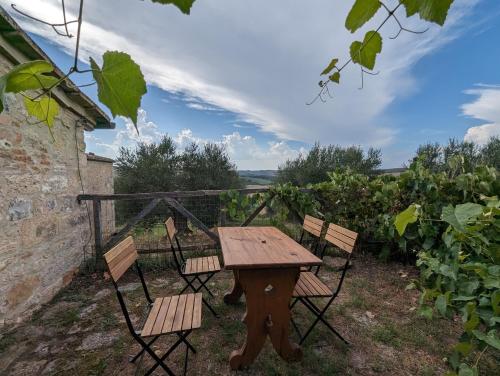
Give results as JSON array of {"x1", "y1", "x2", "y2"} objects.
[
  {"x1": 394, "y1": 203, "x2": 420, "y2": 236},
  {"x1": 345, "y1": 0, "x2": 381, "y2": 33},
  {"x1": 413, "y1": 138, "x2": 500, "y2": 173},
  {"x1": 350, "y1": 30, "x2": 382, "y2": 70},
  {"x1": 322, "y1": 0, "x2": 455, "y2": 86},
  {"x1": 219, "y1": 190, "x2": 262, "y2": 222},
  {"x1": 219, "y1": 183, "x2": 320, "y2": 226},
  {"x1": 298, "y1": 160, "x2": 499, "y2": 372},
  {"x1": 0, "y1": 60, "x2": 58, "y2": 113},
  {"x1": 320, "y1": 58, "x2": 339, "y2": 75},
  {"x1": 401, "y1": 197, "x2": 499, "y2": 374},
  {"x1": 24, "y1": 96, "x2": 59, "y2": 128},
  {"x1": 151, "y1": 0, "x2": 196, "y2": 14},
  {"x1": 269, "y1": 183, "x2": 320, "y2": 219},
  {"x1": 277, "y1": 142, "x2": 382, "y2": 186},
  {"x1": 402, "y1": 0, "x2": 454, "y2": 26},
  {"x1": 90, "y1": 51, "x2": 147, "y2": 128}
]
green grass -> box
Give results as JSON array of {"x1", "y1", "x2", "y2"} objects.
[{"x1": 371, "y1": 322, "x2": 401, "y2": 348}]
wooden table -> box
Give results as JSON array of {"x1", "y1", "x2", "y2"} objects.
[{"x1": 218, "y1": 226, "x2": 322, "y2": 370}]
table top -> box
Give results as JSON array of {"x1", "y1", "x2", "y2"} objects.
[{"x1": 218, "y1": 226, "x2": 322, "y2": 270}]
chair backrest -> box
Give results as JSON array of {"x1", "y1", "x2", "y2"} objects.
[
  {"x1": 165, "y1": 217, "x2": 177, "y2": 243},
  {"x1": 324, "y1": 223, "x2": 358, "y2": 254},
  {"x1": 302, "y1": 215, "x2": 324, "y2": 238},
  {"x1": 164, "y1": 217, "x2": 184, "y2": 270},
  {"x1": 104, "y1": 236, "x2": 138, "y2": 282}
]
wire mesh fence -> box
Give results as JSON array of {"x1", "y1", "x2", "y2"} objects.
[{"x1": 78, "y1": 189, "x2": 306, "y2": 273}]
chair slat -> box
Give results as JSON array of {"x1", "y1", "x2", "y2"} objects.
[
  {"x1": 152, "y1": 297, "x2": 171, "y2": 336},
  {"x1": 182, "y1": 294, "x2": 195, "y2": 331},
  {"x1": 192, "y1": 293, "x2": 202, "y2": 328},
  {"x1": 213, "y1": 256, "x2": 221, "y2": 271},
  {"x1": 293, "y1": 272, "x2": 332, "y2": 298},
  {"x1": 142, "y1": 298, "x2": 163, "y2": 337},
  {"x1": 172, "y1": 294, "x2": 187, "y2": 332},
  {"x1": 162, "y1": 295, "x2": 179, "y2": 333}
]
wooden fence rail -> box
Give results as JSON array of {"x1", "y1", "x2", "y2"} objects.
[{"x1": 78, "y1": 188, "x2": 308, "y2": 263}]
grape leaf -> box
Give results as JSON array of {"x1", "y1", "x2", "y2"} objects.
[
  {"x1": 321, "y1": 58, "x2": 339, "y2": 75},
  {"x1": 345, "y1": 0, "x2": 382, "y2": 33},
  {"x1": 350, "y1": 30, "x2": 382, "y2": 70},
  {"x1": 394, "y1": 204, "x2": 420, "y2": 236},
  {"x1": 90, "y1": 51, "x2": 147, "y2": 128},
  {"x1": 151, "y1": 0, "x2": 196, "y2": 14},
  {"x1": 402, "y1": 0, "x2": 454, "y2": 26},
  {"x1": 0, "y1": 60, "x2": 58, "y2": 112},
  {"x1": 329, "y1": 72, "x2": 340, "y2": 83},
  {"x1": 441, "y1": 203, "x2": 483, "y2": 232},
  {"x1": 24, "y1": 96, "x2": 59, "y2": 127}
]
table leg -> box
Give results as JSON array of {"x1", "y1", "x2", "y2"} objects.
[
  {"x1": 229, "y1": 268, "x2": 302, "y2": 370},
  {"x1": 224, "y1": 270, "x2": 244, "y2": 304}
]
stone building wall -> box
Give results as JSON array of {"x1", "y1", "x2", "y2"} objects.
[{"x1": 0, "y1": 52, "x2": 111, "y2": 323}]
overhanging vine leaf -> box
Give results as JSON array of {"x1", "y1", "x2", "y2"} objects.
[
  {"x1": 345, "y1": 0, "x2": 382, "y2": 33},
  {"x1": 350, "y1": 30, "x2": 382, "y2": 70},
  {"x1": 150, "y1": 0, "x2": 196, "y2": 14},
  {"x1": 24, "y1": 95, "x2": 59, "y2": 128},
  {"x1": 90, "y1": 51, "x2": 147, "y2": 129},
  {"x1": 0, "y1": 60, "x2": 58, "y2": 112},
  {"x1": 402, "y1": 0, "x2": 454, "y2": 26},
  {"x1": 330, "y1": 72, "x2": 340, "y2": 84},
  {"x1": 321, "y1": 58, "x2": 339, "y2": 75}
]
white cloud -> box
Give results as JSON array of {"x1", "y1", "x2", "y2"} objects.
[
  {"x1": 87, "y1": 109, "x2": 299, "y2": 169},
  {"x1": 90, "y1": 109, "x2": 164, "y2": 156},
  {"x1": 4, "y1": 0, "x2": 481, "y2": 161},
  {"x1": 462, "y1": 85, "x2": 500, "y2": 144},
  {"x1": 174, "y1": 128, "x2": 302, "y2": 169}
]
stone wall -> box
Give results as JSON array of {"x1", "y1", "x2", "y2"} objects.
[{"x1": 0, "y1": 53, "x2": 112, "y2": 324}]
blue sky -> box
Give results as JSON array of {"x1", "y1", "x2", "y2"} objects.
[{"x1": 3, "y1": 0, "x2": 500, "y2": 169}]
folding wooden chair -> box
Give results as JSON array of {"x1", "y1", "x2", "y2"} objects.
[
  {"x1": 291, "y1": 223, "x2": 358, "y2": 345},
  {"x1": 299, "y1": 215, "x2": 325, "y2": 274},
  {"x1": 104, "y1": 236, "x2": 202, "y2": 376},
  {"x1": 164, "y1": 217, "x2": 221, "y2": 317}
]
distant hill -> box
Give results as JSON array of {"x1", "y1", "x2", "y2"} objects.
[{"x1": 238, "y1": 170, "x2": 277, "y2": 186}]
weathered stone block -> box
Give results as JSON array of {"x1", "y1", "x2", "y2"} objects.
[{"x1": 8, "y1": 198, "x2": 32, "y2": 221}]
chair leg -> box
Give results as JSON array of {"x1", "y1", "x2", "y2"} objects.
[
  {"x1": 129, "y1": 335, "x2": 159, "y2": 363},
  {"x1": 202, "y1": 296, "x2": 218, "y2": 317},
  {"x1": 177, "y1": 331, "x2": 196, "y2": 354},
  {"x1": 140, "y1": 339, "x2": 177, "y2": 376},
  {"x1": 195, "y1": 274, "x2": 215, "y2": 297},
  {"x1": 290, "y1": 316, "x2": 302, "y2": 339},
  {"x1": 143, "y1": 331, "x2": 190, "y2": 376},
  {"x1": 183, "y1": 341, "x2": 189, "y2": 376},
  {"x1": 295, "y1": 297, "x2": 349, "y2": 346}
]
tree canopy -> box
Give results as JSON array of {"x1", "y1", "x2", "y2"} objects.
[
  {"x1": 114, "y1": 135, "x2": 242, "y2": 193},
  {"x1": 411, "y1": 137, "x2": 500, "y2": 173},
  {"x1": 277, "y1": 143, "x2": 382, "y2": 186}
]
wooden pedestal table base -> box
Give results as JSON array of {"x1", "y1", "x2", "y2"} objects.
[
  {"x1": 224, "y1": 270, "x2": 244, "y2": 304},
  {"x1": 228, "y1": 268, "x2": 303, "y2": 370}
]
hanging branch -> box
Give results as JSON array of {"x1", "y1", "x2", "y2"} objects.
[
  {"x1": 11, "y1": 2, "x2": 77, "y2": 37},
  {"x1": 308, "y1": 0, "x2": 430, "y2": 105},
  {"x1": 12, "y1": 0, "x2": 90, "y2": 102}
]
